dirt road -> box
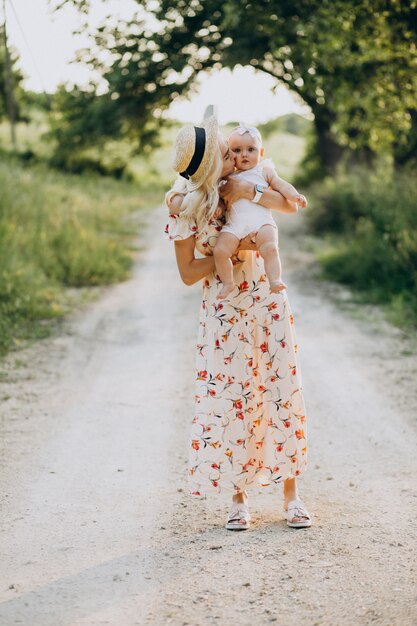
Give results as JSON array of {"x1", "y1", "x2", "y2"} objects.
[{"x1": 0, "y1": 207, "x2": 416, "y2": 626}]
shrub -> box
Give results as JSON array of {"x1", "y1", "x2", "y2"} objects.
[{"x1": 308, "y1": 168, "x2": 417, "y2": 325}]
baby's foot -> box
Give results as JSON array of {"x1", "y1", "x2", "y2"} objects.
[
  {"x1": 217, "y1": 283, "x2": 235, "y2": 300},
  {"x1": 270, "y1": 280, "x2": 287, "y2": 293}
]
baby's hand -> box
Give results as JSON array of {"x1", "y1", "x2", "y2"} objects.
[
  {"x1": 295, "y1": 193, "x2": 308, "y2": 209},
  {"x1": 213, "y1": 206, "x2": 223, "y2": 219}
]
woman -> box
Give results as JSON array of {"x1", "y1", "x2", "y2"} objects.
[{"x1": 164, "y1": 116, "x2": 311, "y2": 530}]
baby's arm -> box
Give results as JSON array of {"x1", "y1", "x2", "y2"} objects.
[{"x1": 263, "y1": 165, "x2": 308, "y2": 209}]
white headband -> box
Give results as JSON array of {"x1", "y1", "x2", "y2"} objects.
[{"x1": 232, "y1": 122, "x2": 262, "y2": 143}]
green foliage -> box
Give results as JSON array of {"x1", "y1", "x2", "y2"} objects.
[
  {"x1": 0, "y1": 24, "x2": 26, "y2": 123},
  {"x1": 258, "y1": 114, "x2": 311, "y2": 139},
  {"x1": 308, "y1": 170, "x2": 417, "y2": 326},
  {"x1": 52, "y1": 0, "x2": 417, "y2": 175},
  {"x1": 0, "y1": 155, "x2": 163, "y2": 354}
]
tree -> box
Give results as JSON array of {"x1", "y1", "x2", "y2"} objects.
[
  {"x1": 0, "y1": 22, "x2": 25, "y2": 125},
  {"x1": 52, "y1": 0, "x2": 417, "y2": 174}
]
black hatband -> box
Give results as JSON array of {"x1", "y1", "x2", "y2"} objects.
[{"x1": 179, "y1": 127, "x2": 206, "y2": 180}]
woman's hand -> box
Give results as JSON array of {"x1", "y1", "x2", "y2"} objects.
[
  {"x1": 219, "y1": 177, "x2": 254, "y2": 208},
  {"x1": 220, "y1": 176, "x2": 298, "y2": 214},
  {"x1": 236, "y1": 231, "x2": 258, "y2": 251}
]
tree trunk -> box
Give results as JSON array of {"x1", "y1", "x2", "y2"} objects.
[{"x1": 313, "y1": 108, "x2": 345, "y2": 174}]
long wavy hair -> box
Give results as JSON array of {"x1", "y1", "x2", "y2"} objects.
[{"x1": 165, "y1": 144, "x2": 223, "y2": 230}]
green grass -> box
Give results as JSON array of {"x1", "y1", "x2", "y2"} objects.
[{"x1": 0, "y1": 156, "x2": 164, "y2": 355}]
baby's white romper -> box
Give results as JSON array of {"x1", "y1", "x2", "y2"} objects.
[{"x1": 221, "y1": 159, "x2": 278, "y2": 240}]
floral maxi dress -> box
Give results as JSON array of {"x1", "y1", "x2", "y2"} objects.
[{"x1": 165, "y1": 210, "x2": 308, "y2": 498}]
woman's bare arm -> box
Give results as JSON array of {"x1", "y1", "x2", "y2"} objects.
[
  {"x1": 167, "y1": 193, "x2": 215, "y2": 285},
  {"x1": 219, "y1": 178, "x2": 298, "y2": 214},
  {"x1": 174, "y1": 232, "x2": 257, "y2": 286},
  {"x1": 167, "y1": 191, "x2": 258, "y2": 286},
  {"x1": 174, "y1": 237, "x2": 216, "y2": 286}
]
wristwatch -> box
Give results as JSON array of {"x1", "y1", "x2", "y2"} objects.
[{"x1": 253, "y1": 184, "x2": 267, "y2": 204}]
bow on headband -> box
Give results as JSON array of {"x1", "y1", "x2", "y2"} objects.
[{"x1": 235, "y1": 122, "x2": 262, "y2": 143}]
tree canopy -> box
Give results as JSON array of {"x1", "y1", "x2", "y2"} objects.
[{"x1": 51, "y1": 0, "x2": 417, "y2": 174}]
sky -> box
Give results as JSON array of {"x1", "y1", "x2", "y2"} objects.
[{"x1": 4, "y1": 0, "x2": 311, "y2": 125}]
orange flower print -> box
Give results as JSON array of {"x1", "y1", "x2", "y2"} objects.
[{"x1": 165, "y1": 212, "x2": 307, "y2": 495}]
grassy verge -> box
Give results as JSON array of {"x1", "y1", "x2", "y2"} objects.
[
  {"x1": 306, "y1": 169, "x2": 417, "y2": 329},
  {"x1": 0, "y1": 118, "x2": 306, "y2": 356},
  {"x1": 0, "y1": 156, "x2": 165, "y2": 355}
]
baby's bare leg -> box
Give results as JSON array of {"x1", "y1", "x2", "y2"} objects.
[
  {"x1": 255, "y1": 225, "x2": 287, "y2": 293},
  {"x1": 213, "y1": 231, "x2": 240, "y2": 299}
]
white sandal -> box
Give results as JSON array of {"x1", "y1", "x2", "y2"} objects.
[
  {"x1": 225, "y1": 502, "x2": 251, "y2": 531},
  {"x1": 283, "y1": 498, "x2": 312, "y2": 528}
]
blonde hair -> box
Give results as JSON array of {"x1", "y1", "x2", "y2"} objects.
[{"x1": 165, "y1": 144, "x2": 223, "y2": 230}]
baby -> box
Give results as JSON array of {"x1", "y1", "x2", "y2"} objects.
[{"x1": 214, "y1": 123, "x2": 307, "y2": 300}]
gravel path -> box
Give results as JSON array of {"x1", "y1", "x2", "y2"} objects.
[{"x1": 0, "y1": 207, "x2": 416, "y2": 626}]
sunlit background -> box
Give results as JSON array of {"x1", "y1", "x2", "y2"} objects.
[
  {"x1": 6, "y1": 0, "x2": 309, "y2": 123},
  {"x1": 0, "y1": 0, "x2": 416, "y2": 355}
]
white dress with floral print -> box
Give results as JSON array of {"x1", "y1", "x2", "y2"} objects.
[{"x1": 165, "y1": 210, "x2": 307, "y2": 498}]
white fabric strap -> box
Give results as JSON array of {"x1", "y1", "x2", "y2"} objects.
[{"x1": 236, "y1": 122, "x2": 262, "y2": 143}]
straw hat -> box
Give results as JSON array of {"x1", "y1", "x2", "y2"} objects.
[{"x1": 172, "y1": 115, "x2": 219, "y2": 191}]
